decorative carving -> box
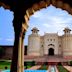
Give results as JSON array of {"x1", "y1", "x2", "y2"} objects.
[
  {"x1": 27, "y1": 8, "x2": 35, "y2": 16},
  {"x1": 26, "y1": 10, "x2": 30, "y2": 19},
  {"x1": 62, "y1": 3, "x2": 71, "y2": 13},
  {"x1": 38, "y1": 1, "x2": 47, "y2": 8},
  {"x1": 69, "y1": 8, "x2": 72, "y2": 14},
  {"x1": 22, "y1": 23, "x2": 29, "y2": 31},
  {"x1": 51, "y1": 0, "x2": 57, "y2": 7},
  {"x1": 0, "y1": 2, "x2": 10, "y2": 10},
  {"x1": 32, "y1": 3, "x2": 40, "y2": 11},
  {"x1": 56, "y1": 1, "x2": 63, "y2": 8},
  {"x1": 44, "y1": 0, "x2": 51, "y2": 7},
  {"x1": 24, "y1": 15, "x2": 29, "y2": 26}
]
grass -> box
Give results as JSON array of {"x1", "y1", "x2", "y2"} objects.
[
  {"x1": 24, "y1": 61, "x2": 35, "y2": 69},
  {"x1": 0, "y1": 60, "x2": 11, "y2": 70},
  {"x1": 38, "y1": 65, "x2": 48, "y2": 70},
  {"x1": 58, "y1": 66, "x2": 69, "y2": 72},
  {"x1": 0, "y1": 61, "x2": 35, "y2": 70}
]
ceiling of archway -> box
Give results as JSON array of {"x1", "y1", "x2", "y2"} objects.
[{"x1": 0, "y1": 0, "x2": 72, "y2": 12}]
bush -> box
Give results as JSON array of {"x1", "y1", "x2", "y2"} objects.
[
  {"x1": 58, "y1": 62, "x2": 62, "y2": 66},
  {"x1": 58, "y1": 66, "x2": 69, "y2": 72},
  {"x1": 69, "y1": 61, "x2": 72, "y2": 66},
  {"x1": 5, "y1": 66, "x2": 8, "y2": 69},
  {"x1": 0, "y1": 47, "x2": 5, "y2": 58}
]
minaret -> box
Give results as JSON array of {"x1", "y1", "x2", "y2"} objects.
[
  {"x1": 27, "y1": 27, "x2": 40, "y2": 56},
  {"x1": 63, "y1": 27, "x2": 71, "y2": 35}
]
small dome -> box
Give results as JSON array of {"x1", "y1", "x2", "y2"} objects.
[
  {"x1": 31, "y1": 27, "x2": 39, "y2": 31},
  {"x1": 63, "y1": 27, "x2": 71, "y2": 31}
]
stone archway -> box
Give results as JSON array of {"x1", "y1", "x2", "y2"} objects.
[
  {"x1": 1, "y1": 0, "x2": 72, "y2": 72},
  {"x1": 48, "y1": 48, "x2": 54, "y2": 55}
]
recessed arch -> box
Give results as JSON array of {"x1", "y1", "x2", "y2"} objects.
[{"x1": 48, "y1": 48, "x2": 54, "y2": 55}]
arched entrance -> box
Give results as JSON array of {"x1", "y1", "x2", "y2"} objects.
[{"x1": 48, "y1": 48, "x2": 54, "y2": 55}]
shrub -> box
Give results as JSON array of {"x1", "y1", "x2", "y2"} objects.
[{"x1": 5, "y1": 66, "x2": 8, "y2": 69}]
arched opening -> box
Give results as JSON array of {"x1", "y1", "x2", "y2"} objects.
[
  {"x1": 25, "y1": 5, "x2": 72, "y2": 57},
  {"x1": 1, "y1": 0, "x2": 72, "y2": 72},
  {"x1": 48, "y1": 48, "x2": 54, "y2": 55}
]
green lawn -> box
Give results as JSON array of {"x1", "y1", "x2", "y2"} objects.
[
  {"x1": 38, "y1": 65, "x2": 48, "y2": 70},
  {"x1": 0, "y1": 61, "x2": 35, "y2": 70},
  {"x1": 0, "y1": 60, "x2": 11, "y2": 70},
  {"x1": 58, "y1": 66, "x2": 69, "y2": 72},
  {"x1": 24, "y1": 61, "x2": 35, "y2": 69}
]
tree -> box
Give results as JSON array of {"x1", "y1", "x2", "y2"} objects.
[{"x1": 0, "y1": 47, "x2": 5, "y2": 58}]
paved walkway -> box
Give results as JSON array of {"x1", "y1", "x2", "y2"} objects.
[
  {"x1": 48, "y1": 65, "x2": 59, "y2": 72},
  {"x1": 27, "y1": 65, "x2": 42, "y2": 70},
  {"x1": 63, "y1": 66, "x2": 72, "y2": 72},
  {"x1": 55, "y1": 66, "x2": 59, "y2": 72}
]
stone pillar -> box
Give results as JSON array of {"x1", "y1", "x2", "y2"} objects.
[
  {"x1": 17, "y1": 28, "x2": 26, "y2": 72},
  {"x1": 17, "y1": 37, "x2": 22, "y2": 72},
  {"x1": 21, "y1": 28, "x2": 26, "y2": 72},
  {"x1": 10, "y1": 9, "x2": 26, "y2": 72}
]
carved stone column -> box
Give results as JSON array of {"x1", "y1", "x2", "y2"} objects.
[
  {"x1": 21, "y1": 28, "x2": 26, "y2": 72},
  {"x1": 17, "y1": 28, "x2": 26, "y2": 72},
  {"x1": 17, "y1": 36, "x2": 22, "y2": 72}
]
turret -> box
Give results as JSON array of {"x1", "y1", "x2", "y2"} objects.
[
  {"x1": 62, "y1": 27, "x2": 72, "y2": 57},
  {"x1": 27, "y1": 27, "x2": 40, "y2": 56},
  {"x1": 63, "y1": 27, "x2": 71, "y2": 35}
]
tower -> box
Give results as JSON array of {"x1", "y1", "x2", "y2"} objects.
[
  {"x1": 62, "y1": 27, "x2": 72, "y2": 57},
  {"x1": 27, "y1": 27, "x2": 40, "y2": 56}
]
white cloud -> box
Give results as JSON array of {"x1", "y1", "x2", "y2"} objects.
[
  {"x1": 32, "y1": 11, "x2": 43, "y2": 18},
  {"x1": 43, "y1": 24, "x2": 51, "y2": 28},
  {"x1": 5, "y1": 38, "x2": 14, "y2": 41}
]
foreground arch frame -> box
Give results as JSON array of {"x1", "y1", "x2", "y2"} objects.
[{"x1": 0, "y1": 0, "x2": 72, "y2": 72}]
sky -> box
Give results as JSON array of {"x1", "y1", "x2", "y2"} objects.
[{"x1": 0, "y1": 5, "x2": 72, "y2": 45}]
